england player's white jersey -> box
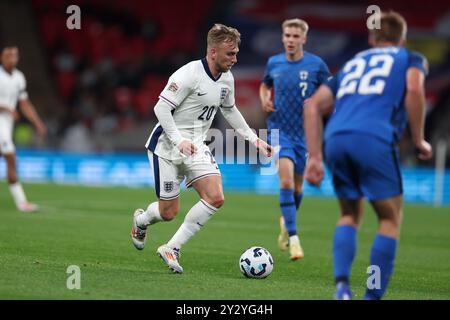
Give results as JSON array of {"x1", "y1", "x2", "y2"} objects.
[
  {"x1": 146, "y1": 58, "x2": 235, "y2": 161},
  {"x1": 0, "y1": 66, "x2": 28, "y2": 153},
  {"x1": 0, "y1": 66, "x2": 28, "y2": 112}
]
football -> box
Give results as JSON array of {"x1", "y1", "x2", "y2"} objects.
[{"x1": 239, "y1": 246, "x2": 274, "y2": 279}]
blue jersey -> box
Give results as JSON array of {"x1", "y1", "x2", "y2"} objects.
[
  {"x1": 263, "y1": 51, "x2": 330, "y2": 147},
  {"x1": 325, "y1": 46, "x2": 428, "y2": 144}
]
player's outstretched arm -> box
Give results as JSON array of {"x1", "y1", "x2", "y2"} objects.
[
  {"x1": 303, "y1": 85, "x2": 334, "y2": 186},
  {"x1": 220, "y1": 105, "x2": 273, "y2": 157},
  {"x1": 18, "y1": 99, "x2": 47, "y2": 137},
  {"x1": 405, "y1": 67, "x2": 432, "y2": 161},
  {"x1": 154, "y1": 99, "x2": 197, "y2": 156}
]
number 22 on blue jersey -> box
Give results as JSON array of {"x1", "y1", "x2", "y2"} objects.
[{"x1": 337, "y1": 54, "x2": 394, "y2": 98}]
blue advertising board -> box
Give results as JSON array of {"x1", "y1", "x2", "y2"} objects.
[{"x1": 0, "y1": 150, "x2": 448, "y2": 205}]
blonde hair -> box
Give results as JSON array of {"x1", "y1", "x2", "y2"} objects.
[
  {"x1": 369, "y1": 11, "x2": 407, "y2": 45},
  {"x1": 282, "y1": 18, "x2": 309, "y2": 35},
  {"x1": 207, "y1": 23, "x2": 241, "y2": 49}
]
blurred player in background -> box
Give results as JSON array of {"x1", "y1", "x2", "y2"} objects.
[
  {"x1": 304, "y1": 11, "x2": 432, "y2": 299},
  {"x1": 0, "y1": 45, "x2": 47, "y2": 212},
  {"x1": 131, "y1": 24, "x2": 273, "y2": 273},
  {"x1": 259, "y1": 19, "x2": 330, "y2": 261}
]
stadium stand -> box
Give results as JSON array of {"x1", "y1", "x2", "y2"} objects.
[
  {"x1": 0, "y1": 0, "x2": 447, "y2": 163},
  {"x1": 30, "y1": 0, "x2": 215, "y2": 150}
]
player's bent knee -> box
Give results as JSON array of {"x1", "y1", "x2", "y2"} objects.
[
  {"x1": 205, "y1": 194, "x2": 224, "y2": 209},
  {"x1": 158, "y1": 201, "x2": 179, "y2": 221},
  {"x1": 160, "y1": 209, "x2": 177, "y2": 221},
  {"x1": 214, "y1": 196, "x2": 225, "y2": 208}
]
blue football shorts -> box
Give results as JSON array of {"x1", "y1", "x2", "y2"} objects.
[
  {"x1": 324, "y1": 132, "x2": 403, "y2": 201},
  {"x1": 268, "y1": 133, "x2": 307, "y2": 175}
]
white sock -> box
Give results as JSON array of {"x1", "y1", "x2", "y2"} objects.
[
  {"x1": 289, "y1": 235, "x2": 300, "y2": 245},
  {"x1": 136, "y1": 202, "x2": 163, "y2": 227},
  {"x1": 9, "y1": 182, "x2": 27, "y2": 207},
  {"x1": 167, "y1": 199, "x2": 218, "y2": 249}
]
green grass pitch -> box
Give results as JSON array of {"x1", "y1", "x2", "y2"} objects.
[{"x1": 0, "y1": 182, "x2": 449, "y2": 299}]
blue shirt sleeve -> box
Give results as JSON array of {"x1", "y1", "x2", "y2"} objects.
[
  {"x1": 317, "y1": 60, "x2": 331, "y2": 85},
  {"x1": 324, "y1": 73, "x2": 339, "y2": 96},
  {"x1": 262, "y1": 59, "x2": 273, "y2": 87},
  {"x1": 408, "y1": 51, "x2": 429, "y2": 76}
]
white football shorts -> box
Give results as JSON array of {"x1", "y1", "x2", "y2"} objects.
[
  {"x1": 0, "y1": 115, "x2": 15, "y2": 154},
  {"x1": 147, "y1": 145, "x2": 220, "y2": 200}
]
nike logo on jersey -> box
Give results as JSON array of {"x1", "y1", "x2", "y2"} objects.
[{"x1": 197, "y1": 92, "x2": 207, "y2": 96}]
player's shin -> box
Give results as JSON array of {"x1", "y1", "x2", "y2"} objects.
[
  {"x1": 294, "y1": 192, "x2": 303, "y2": 210},
  {"x1": 167, "y1": 199, "x2": 218, "y2": 249},
  {"x1": 280, "y1": 188, "x2": 297, "y2": 235},
  {"x1": 364, "y1": 234, "x2": 397, "y2": 300},
  {"x1": 333, "y1": 225, "x2": 357, "y2": 284},
  {"x1": 9, "y1": 182, "x2": 27, "y2": 207}
]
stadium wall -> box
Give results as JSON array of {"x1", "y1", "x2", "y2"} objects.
[{"x1": 0, "y1": 149, "x2": 449, "y2": 205}]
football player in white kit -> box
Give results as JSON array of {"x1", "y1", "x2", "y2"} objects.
[
  {"x1": 131, "y1": 24, "x2": 273, "y2": 273},
  {"x1": 0, "y1": 46, "x2": 47, "y2": 212}
]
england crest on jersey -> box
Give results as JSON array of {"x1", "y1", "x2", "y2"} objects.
[
  {"x1": 164, "y1": 181, "x2": 174, "y2": 193},
  {"x1": 299, "y1": 70, "x2": 308, "y2": 80},
  {"x1": 220, "y1": 88, "x2": 228, "y2": 105}
]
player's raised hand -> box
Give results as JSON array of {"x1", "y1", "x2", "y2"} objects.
[
  {"x1": 255, "y1": 138, "x2": 273, "y2": 157},
  {"x1": 305, "y1": 157, "x2": 324, "y2": 186},
  {"x1": 178, "y1": 139, "x2": 198, "y2": 156},
  {"x1": 261, "y1": 99, "x2": 275, "y2": 113},
  {"x1": 415, "y1": 140, "x2": 433, "y2": 161}
]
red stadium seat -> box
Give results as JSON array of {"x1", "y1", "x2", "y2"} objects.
[
  {"x1": 57, "y1": 72, "x2": 77, "y2": 99},
  {"x1": 114, "y1": 87, "x2": 134, "y2": 112},
  {"x1": 134, "y1": 89, "x2": 157, "y2": 118}
]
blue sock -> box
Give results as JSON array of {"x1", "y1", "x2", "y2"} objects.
[
  {"x1": 280, "y1": 188, "x2": 297, "y2": 236},
  {"x1": 333, "y1": 225, "x2": 357, "y2": 284},
  {"x1": 364, "y1": 234, "x2": 397, "y2": 300},
  {"x1": 294, "y1": 192, "x2": 303, "y2": 210}
]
